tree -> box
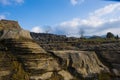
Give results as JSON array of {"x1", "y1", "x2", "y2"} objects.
[
  {"x1": 115, "y1": 35, "x2": 119, "y2": 40},
  {"x1": 106, "y1": 32, "x2": 115, "y2": 39},
  {"x1": 44, "y1": 25, "x2": 51, "y2": 33},
  {"x1": 79, "y1": 28, "x2": 85, "y2": 38}
]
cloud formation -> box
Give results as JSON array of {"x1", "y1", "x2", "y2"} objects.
[
  {"x1": 0, "y1": 0, "x2": 24, "y2": 5},
  {"x1": 70, "y1": 0, "x2": 78, "y2": 5},
  {"x1": 31, "y1": 26, "x2": 44, "y2": 33},
  {"x1": 0, "y1": 15, "x2": 6, "y2": 20},
  {"x1": 31, "y1": 3, "x2": 120, "y2": 37},
  {"x1": 53, "y1": 3, "x2": 120, "y2": 37},
  {"x1": 70, "y1": 0, "x2": 84, "y2": 6}
]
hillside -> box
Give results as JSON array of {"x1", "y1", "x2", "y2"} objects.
[{"x1": 0, "y1": 20, "x2": 120, "y2": 80}]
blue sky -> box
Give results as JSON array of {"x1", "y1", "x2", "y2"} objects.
[{"x1": 0, "y1": 0, "x2": 120, "y2": 37}]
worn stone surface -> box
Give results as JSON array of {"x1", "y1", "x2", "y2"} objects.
[
  {"x1": 0, "y1": 29, "x2": 32, "y2": 39},
  {"x1": 51, "y1": 50, "x2": 109, "y2": 77},
  {"x1": 0, "y1": 20, "x2": 120, "y2": 80},
  {"x1": 0, "y1": 20, "x2": 21, "y2": 30},
  {"x1": 58, "y1": 70, "x2": 73, "y2": 80},
  {"x1": 95, "y1": 43, "x2": 120, "y2": 76},
  {"x1": 0, "y1": 39, "x2": 110, "y2": 80},
  {"x1": 30, "y1": 72, "x2": 53, "y2": 80}
]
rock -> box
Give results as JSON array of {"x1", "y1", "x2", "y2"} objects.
[
  {"x1": 95, "y1": 43, "x2": 120, "y2": 77},
  {"x1": 0, "y1": 38, "x2": 110, "y2": 79},
  {"x1": 30, "y1": 72, "x2": 53, "y2": 80},
  {"x1": 0, "y1": 20, "x2": 119, "y2": 80},
  {"x1": 58, "y1": 70, "x2": 73, "y2": 80},
  {"x1": 0, "y1": 39, "x2": 61, "y2": 80},
  {"x1": 0, "y1": 20, "x2": 21, "y2": 30},
  {"x1": 0, "y1": 29, "x2": 32, "y2": 39},
  {"x1": 112, "y1": 69, "x2": 120, "y2": 76},
  {"x1": 0, "y1": 20, "x2": 32, "y2": 40},
  {"x1": 0, "y1": 43, "x2": 29, "y2": 80},
  {"x1": 51, "y1": 50, "x2": 109, "y2": 77}
]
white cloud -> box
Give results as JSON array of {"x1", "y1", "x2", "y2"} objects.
[
  {"x1": 90, "y1": 3, "x2": 120, "y2": 17},
  {"x1": 0, "y1": 15, "x2": 6, "y2": 20},
  {"x1": 0, "y1": 0, "x2": 24, "y2": 5},
  {"x1": 53, "y1": 3, "x2": 120, "y2": 37},
  {"x1": 31, "y1": 26, "x2": 44, "y2": 33},
  {"x1": 70, "y1": 0, "x2": 78, "y2": 5},
  {"x1": 70, "y1": 0, "x2": 84, "y2": 6}
]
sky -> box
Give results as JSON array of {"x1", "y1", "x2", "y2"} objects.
[{"x1": 0, "y1": 0, "x2": 120, "y2": 37}]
